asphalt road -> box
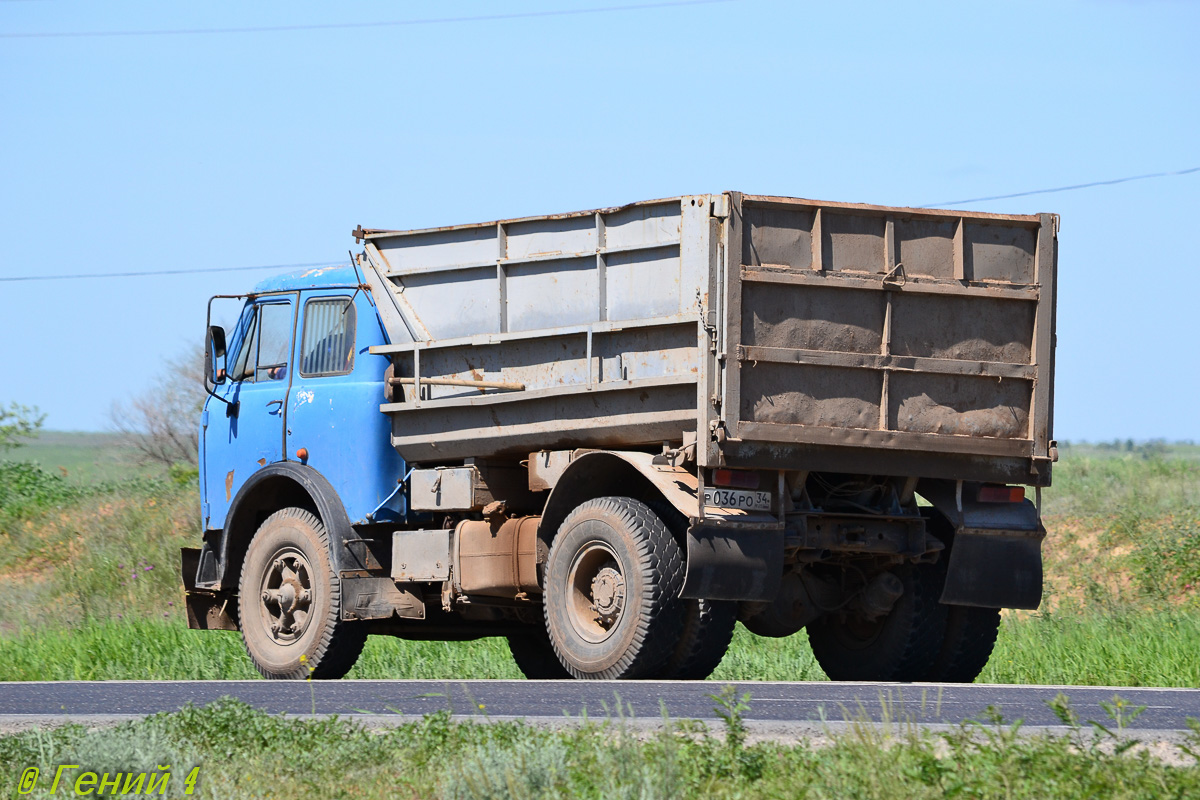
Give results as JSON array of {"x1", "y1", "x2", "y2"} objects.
[{"x1": 1, "y1": 680, "x2": 1198, "y2": 733}]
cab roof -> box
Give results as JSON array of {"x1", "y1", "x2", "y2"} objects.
[{"x1": 252, "y1": 264, "x2": 361, "y2": 294}]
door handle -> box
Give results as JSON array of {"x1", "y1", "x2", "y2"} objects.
[{"x1": 266, "y1": 399, "x2": 284, "y2": 408}]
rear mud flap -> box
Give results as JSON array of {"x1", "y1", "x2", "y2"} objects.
[
  {"x1": 680, "y1": 524, "x2": 783, "y2": 602},
  {"x1": 940, "y1": 527, "x2": 1045, "y2": 610}
]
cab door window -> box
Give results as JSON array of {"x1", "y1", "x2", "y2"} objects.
[
  {"x1": 255, "y1": 303, "x2": 294, "y2": 382},
  {"x1": 227, "y1": 301, "x2": 293, "y2": 383}
]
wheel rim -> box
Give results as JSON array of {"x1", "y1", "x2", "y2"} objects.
[
  {"x1": 256, "y1": 547, "x2": 315, "y2": 645},
  {"x1": 565, "y1": 539, "x2": 626, "y2": 644}
]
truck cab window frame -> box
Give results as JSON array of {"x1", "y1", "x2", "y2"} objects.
[{"x1": 299, "y1": 297, "x2": 356, "y2": 378}]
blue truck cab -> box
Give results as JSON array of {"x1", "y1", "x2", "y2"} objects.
[{"x1": 189, "y1": 266, "x2": 404, "y2": 604}]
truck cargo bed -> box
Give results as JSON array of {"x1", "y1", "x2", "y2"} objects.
[{"x1": 365, "y1": 192, "x2": 1056, "y2": 485}]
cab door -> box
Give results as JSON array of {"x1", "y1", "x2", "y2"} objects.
[
  {"x1": 201, "y1": 295, "x2": 296, "y2": 530},
  {"x1": 284, "y1": 290, "x2": 405, "y2": 524}
]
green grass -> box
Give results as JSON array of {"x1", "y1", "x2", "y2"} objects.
[
  {"x1": 2, "y1": 610, "x2": 1197, "y2": 687},
  {"x1": 0, "y1": 480, "x2": 192, "y2": 634},
  {"x1": 980, "y1": 610, "x2": 1200, "y2": 687},
  {"x1": 1043, "y1": 448, "x2": 1200, "y2": 519},
  {"x1": 0, "y1": 696, "x2": 1196, "y2": 799}
]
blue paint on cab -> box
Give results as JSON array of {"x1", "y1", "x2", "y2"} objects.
[{"x1": 199, "y1": 267, "x2": 405, "y2": 532}]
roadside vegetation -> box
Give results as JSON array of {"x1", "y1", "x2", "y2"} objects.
[
  {"x1": 0, "y1": 429, "x2": 1197, "y2": 685},
  {"x1": 2, "y1": 694, "x2": 1198, "y2": 799}
]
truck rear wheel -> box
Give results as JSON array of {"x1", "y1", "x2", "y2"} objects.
[
  {"x1": 928, "y1": 606, "x2": 1002, "y2": 683},
  {"x1": 507, "y1": 628, "x2": 572, "y2": 679},
  {"x1": 660, "y1": 599, "x2": 737, "y2": 680},
  {"x1": 807, "y1": 564, "x2": 946, "y2": 682},
  {"x1": 238, "y1": 508, "x2": 366, "y2": 680},
  {"x1": 543, "y1": 497, "x2": 685, "y2": 680},
  {"x1": 639, "y1": 497, "x2": 736, "y2": 680}
]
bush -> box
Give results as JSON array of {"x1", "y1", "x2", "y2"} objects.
[
  {"x1": 0, "y1": 460, "x2": 77, "y2": 512},
  {"x1": 1129, "y1": 512, "x2": 1200, "y2": 602}
]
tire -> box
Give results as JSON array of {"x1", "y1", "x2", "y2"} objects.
[
  {"x1": 640, "y1": 497, "x2": 737, "y2": 680},
  {"x1": 543, "y1": 497, "x2": 685, "y2": 680},
  {"x1": 238, "y1": 507, "x2": 366, "y2": 680},
  {"x1": 807, "y1": 564, "x2": 947, "y2": 682},
  {"x1": 507, "y1": 630, "x2": 573, "y2": 679},
  {"x1": 928, "y1": 606, "x2": 1002, "y2": 683},
  {"x1": 661, "y1": 599, "x2": 737, "y2": 680},
  {"x1": 919, "y1": 508, "x2": 1002, "y2": 683}
]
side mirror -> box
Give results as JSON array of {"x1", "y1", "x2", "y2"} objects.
[{"x1": 205, "y1": 325, "x2": 227, "y2": 385}]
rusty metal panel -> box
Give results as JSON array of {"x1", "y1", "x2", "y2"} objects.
[
  {"x1": 528, "y1": 449, "x2": 576, "y2": 491},
  {"x1": 1030, "y1": 214, "x2": 1058, "y2": 461},
  {"x1": 455, "y1": 517, "x2": 540, "y2": 597},
  {"x1": 605, "y1": 246, "x2": 683, "y2": 320},
  {"x1": 507, "y1": 257, "x2": 599, "y2": 331},
  {"x1": 384, "y1": 377, "x2": 697, "y2": 462},
  {"x1": 398, "y1": 266, "x2": 499, "y2": 340},
  {"x1": 742, "y1": 362, "x2": 882, "y2": 428},
  {"x1": 725, "y1": 194, "x2": 1055, "y2": 478},
  {"x1": 505, "y1": 214, "x2": 598, "y2": 261},
  {"x1": 719, "y1": 193, "x2": 745, "y2": 456},
  {"x1": 341, "y1": 577, "x2": 425, "y2": 621}
]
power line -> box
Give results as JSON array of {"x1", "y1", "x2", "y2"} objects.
[
  {"x1": 0, "y1": 261, "x2": 345, "y2": 283},
  {"x1": 922, "y1": 166, "x2": 1200, "y2": 208},
  {"x1": 0, "y1": 0, "x2": 734, "y2": 39},
  {"x1": 5, "y1": 164, "x2": 1196, "y2": 283}
]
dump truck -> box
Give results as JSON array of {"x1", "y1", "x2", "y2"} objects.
[{"x1": 184, "y1": 192, "x2": 1058, "y2": 682}]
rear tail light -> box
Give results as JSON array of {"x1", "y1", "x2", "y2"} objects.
[
  {"x1": 711, "y1": 469, "x2": 759, "y2": 489},
  {"x1": 978, "y1": 484, "x2": 1025, "y2": 503}
]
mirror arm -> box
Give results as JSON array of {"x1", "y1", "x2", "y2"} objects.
[{"x1": 202, "y1": 373, "x2": 238, "y2": 416}]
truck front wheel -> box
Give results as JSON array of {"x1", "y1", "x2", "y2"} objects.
[
  {"x1": 543, "y1": 497, "x2": 685, "y2": 679},
  {"x1": 238, "y1": 508, "x2": 366, "y2": 679}
]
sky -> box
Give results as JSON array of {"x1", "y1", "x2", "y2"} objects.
[{"x1": 1, "y1": 0, "x2": 1197, "y2": 441}]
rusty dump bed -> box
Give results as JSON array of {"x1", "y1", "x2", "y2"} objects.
[{"x1": 365, "y1": 192, "x2": 1057, "y2": 486}]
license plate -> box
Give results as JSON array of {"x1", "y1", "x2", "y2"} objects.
[{"x1": 703, "y1": 488, "x2": 772, "y2": 512}]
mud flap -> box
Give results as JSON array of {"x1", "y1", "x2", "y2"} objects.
[
  {"x1": 917, "y1": 486, "x2": 1047, "y2": 610},
  {"x1": 340, "y1": 576, "x2": 426, "y2": 621},
  {"x1": 181, "y1": 547, "x2": 240, "y2": 631},
  {"x1": 680, "y1": 521, "x2": 783, "y2": 602},
  {"x1": 184, "y1": 592, "x2": 240, "y2": 631},
  {"x1": 940, "y1": 528, "x2": 1044, "y2": 609}
]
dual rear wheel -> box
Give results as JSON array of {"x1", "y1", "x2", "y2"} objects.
[
  {"x1": 536, "y1": 496, "x2": 736, "y2": 681},
  {"x1": 807, "y1": 562, "x2": 1002, "y2": 683}
]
